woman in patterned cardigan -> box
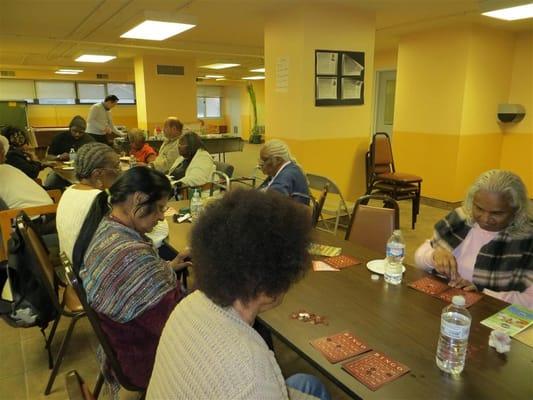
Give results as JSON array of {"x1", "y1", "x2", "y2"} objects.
[
  {"x1": 415, "y1": 169, "x2": 533, "y2": 307},
  {"x1": 73, "y1": 166, "x2": 190, "y2": 394}
]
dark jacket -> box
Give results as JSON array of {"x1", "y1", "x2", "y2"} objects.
[
  {"x1": 259, "y1": 162, "x2": 310, "y2": 205},
  {"x1": 5, "y1": 148, "x2": 42, "y2": 179},
  {"x1": 48, "y1": 131, "x2": 94, "y2": 156}
]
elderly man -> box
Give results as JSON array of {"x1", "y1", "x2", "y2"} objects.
[
  {"x1": 150, "y1": 117, "x2": 182, "y2": 174},
  {"x1": 86, "y1": 94, "x2": 124, "y2": 143},
  {"x1": 0, "y1": 135, "x2": 53, "y2": 209},
  {"x1": 48, "y1": 115, "x2": 94, "y2": 161},
  {"x1": 257, "y1": 139, "x2": 310, "y2": 205}
]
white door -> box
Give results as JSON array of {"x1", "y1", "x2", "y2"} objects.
[{"x1": 374, "y1": 70, "x2": 396, "y2": 137}]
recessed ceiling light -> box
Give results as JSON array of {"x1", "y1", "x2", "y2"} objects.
[
  {"x1": 205, "y1": 74, "x2": 224, "y2": 78},
  {"x1": 55, "y1": 71, "x2": 80, "y2": 75},
  {"x1": 75, "y1": 54, "x2": 116, "y2": 63},
  {"x1": 57, "y1": 69, "x2": 83, "y2": 73},
  {"x1": 242, "y1": 76, "x2": 265, "y2": 80},
  {"x1": 482, "y1": 3, "x2": 533, "y2": 20},
  {"x1": 120, "y1": 20, "x2": 195, "y2": 41},
  {"x1": 201, "y1": 63, "x2": 240, "y2": 70},
  {"x1": 250, "y1": 68, "x2": 265, "y2": 73}
]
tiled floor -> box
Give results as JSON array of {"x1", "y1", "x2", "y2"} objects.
[{"x1": 2, "y1": 143, "x2": 451, "y2": 399}]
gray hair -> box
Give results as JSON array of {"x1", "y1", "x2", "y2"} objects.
[
  {"x1": 75, "y1": 142, "x2": 116, "y2": 180},
  {"x1": 463, "y1": 169, "x2": 533, "y2": 237},
  {"x1": 0, "y1": 135, "x2": 9, "y2": 154},
  {"x1": 262, "y1": 139, "x2": 295, "y2": 163},
  {"x1": 127, "y1": 128, "x2": 146, "y2": 143}
]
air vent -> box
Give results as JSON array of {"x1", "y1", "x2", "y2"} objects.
[
  {"x1": 0, "y1": 71, "x2": 15, "y2": 77},
  {"x1": 157, "y1": 65, "x2": 184, "y2": 76},
  {"x1": 96, "y1": 73, "x2": 109, "y2": 79}
]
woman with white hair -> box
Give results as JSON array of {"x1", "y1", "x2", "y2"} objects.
[
  {"x1": 415, "y1": 169, "x2": 533, "y2": 307},
  {"x1": 257, "y1": 139, "x2": 310, "y2": 205}
]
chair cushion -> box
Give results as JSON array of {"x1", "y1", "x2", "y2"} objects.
[
  {"x1": 373, "y1": 182, "x2": 419, "y2": 194},
  {"x1": 63, "y1": 286, "x2": 84, "y2": 313},
  {"x1": 377, "y1": 172, "x2": 422, "y2": 183}
]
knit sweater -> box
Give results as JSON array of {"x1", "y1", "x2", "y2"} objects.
[{"x1": 147, "y1": 290, "x2": 318, "y2": 400}]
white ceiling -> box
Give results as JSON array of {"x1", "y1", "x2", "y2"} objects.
[{"x1": 0, "y1": 0, "x2": 531, "y2": 79}]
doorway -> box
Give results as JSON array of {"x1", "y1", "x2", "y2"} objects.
[{"x1": 373, "y1": 70, "x2": 396, "y2": 137}]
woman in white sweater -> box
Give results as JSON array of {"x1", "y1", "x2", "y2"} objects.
[
  {"x1": 56, "y1": 143, "x2": 120, "y2": 262},
  {"x1": 148, "y1": 189, "x2": 330, "y2": 400},
  {"x1": 168, "y1": 132, "x2": 215, "y2": 187}
]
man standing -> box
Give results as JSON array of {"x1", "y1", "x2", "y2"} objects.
[
  {"x1": 86, "y1": 95, "x2": 123, "y2": 143},
  {"x1": 150, "y1": 117, "x2": 182, "y2": 173}
]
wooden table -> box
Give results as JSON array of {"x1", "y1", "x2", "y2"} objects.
[{"x1": 165, "y1": 216, "x2": 532, "y2": 399}]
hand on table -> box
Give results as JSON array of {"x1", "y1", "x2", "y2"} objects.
[
  {"x1": 57, "y1": 153, "x2": 70, "y2": 161},
  {"x1": 448, "y1": 277, "x2": 477, "y2": 292},
  {"x1": 432, "y1": 247, "x2": 458, "y2": 281},
  {"x1": 104, "y1": 126, "x2": 112, "y2": 134}
]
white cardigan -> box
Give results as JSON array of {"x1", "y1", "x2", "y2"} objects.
[
  {"x1": 169, "y1": 148, "x2": 216, "y2": 187},
  {"x1": 147, "y1": 291, "x2": 318, "y2": 400}
]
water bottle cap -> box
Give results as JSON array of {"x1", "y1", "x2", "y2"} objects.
[{"x1": 451, "y1": 295, "x2": 465, "y2": 306}]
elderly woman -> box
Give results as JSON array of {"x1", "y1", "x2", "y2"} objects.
[
  {"x1": 73, "y1": 167, "x2": 190, "y2": 394},
  {"x1": 148, "y1": 189, "x2": 330, "y2": 400},
  {"x1": 128, "y1": 128, "x2": 157, "y2": 164},
  {"x1": 415, "y1": 169, "x2": 533, "y2": 307},
  {"x1": 258, "y1": 139, "x2": 310, "y2": 205},
  {"x1": 1, "y1": 125, "x2": 43, "y2": 179},
  {"x1": 56, "y1": 142, "x2": 120, "y2": 262},
  {"x1": 169, "y1": 132, "x2": 215, "y2": 187}
]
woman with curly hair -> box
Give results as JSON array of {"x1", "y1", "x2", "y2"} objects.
[
  {"x1": 148, "y1": 189, "x2": 330, "y2": 400},
  {"x1": 415, "y1": 169, "x2": 533, "y2": 307},
  {"x1": 1, "y1": 125, "x2": 44, "y2": 179}
]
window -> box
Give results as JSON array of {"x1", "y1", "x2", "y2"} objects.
[
  {"x1": 77, "y1": 83, "x2": 106, "y2": 104},
  {"x1": 0, "y1": 79, "x2": 35, "y2": 103},
  {"x1": 107, "y1": 83, "x2": 135, "y2": 104},
  {"x1": 35, "y1": 81, "x2": 76, "y2": 104},
  {"x1": 197, "y1": 85, "x2": 222, "y2": 118}
]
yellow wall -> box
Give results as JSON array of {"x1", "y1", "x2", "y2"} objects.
[
  {"x1": 374, "y1": 49, "x2": 397, "y2": 70},
  {"x1": 28, "y1": 104, "x2": 137, "y2": 127},
  {"x1": 134, "y1": 55, "x2": 197, "y2": 132},
  {"x1": 394, "y1": 26, "x2": 524, "y2": 202},
  {"x1": 265, "y1": 3, "x2": 375, "y2": 199},
  {"x1": 500, "y1": 32, "x2": 533, "y2": 192}
]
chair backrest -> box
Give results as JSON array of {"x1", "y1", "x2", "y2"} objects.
[
  {"x1": 345, "y1": 195, "x2": 399, "y2": 255},
  {"x1": 65, "y1": 370, "x2": 96, "y2": 400},
  {"x1": 306, "y1": 173, "x2": 342, "y2": 195},
  {"x1": 370, "y1": 132, "x2": 395, "y2": 175},
  {"x1": 214, "y1": 161, "x2": 234, "y2": 178},
  {"x1": 311, "y1": 184, "x2": 329, "y2": 227},
  {"x1": 61, "y1": 254, "x2": 144, "y2": 393},
  {"x1": 209, "y1": 170, "x2": 230, "y2": 196}
]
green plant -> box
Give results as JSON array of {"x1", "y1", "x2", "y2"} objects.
[{"x1": 246, "y1": 83, "x2": 263, "y2": 143}]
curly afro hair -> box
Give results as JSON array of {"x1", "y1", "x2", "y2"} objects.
[{"x1": 191, "y1": 189, "x2": 313, "y2": 307}]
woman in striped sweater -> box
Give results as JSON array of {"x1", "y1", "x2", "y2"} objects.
[{"x1": 73, "y1": 166, "x2": 190, "y2": 395}]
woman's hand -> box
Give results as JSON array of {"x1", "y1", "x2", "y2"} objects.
[
  {"x1": 432, "y1": 247, "x2": 458, "y2": 281},
  {"x1": 170, "y1": 249, "x2": 192, "y2": 271},
  {"x1": 448, "y1": 277, "x2": 477, "y2": 292}
]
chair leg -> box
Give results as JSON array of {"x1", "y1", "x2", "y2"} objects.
[
  {"x1": 44, "y1": 314, "x2": 84, "y2": 395},
  {"x1": 93, "y1": 371, "x2": 104, "y2": 399}
]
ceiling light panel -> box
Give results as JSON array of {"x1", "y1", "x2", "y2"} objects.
[
  {"x1": 121, "y1": 20, "x2": 195, "y2": 41},
  {"x1": 205, "y1": 74, "x2": 224, "y2": 78},
  {"x1": 201, "y1": 63, "x2": 240, "y2": 69},
  {"x1": 242, "y1": 76, "x2": 265, "y2": 80},
  {"x1": 75, "y1": 55, "x2": 116, "y2": 63},
  {"x1": 250, "y1": 68, "x2": 265, "y2": 73},
  {"x1": 482, "y1": 3, "x2": 533, "y2": 20}
]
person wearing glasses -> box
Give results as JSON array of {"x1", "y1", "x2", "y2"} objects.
[
  {"x1": 72, "y1": 166, "x2": 190, "y2": 396},
  {"x1": 48, "y1": 115, "x2": 94, "y2": 161},
  {"x1": 257, "y1": 139, "x2": 310, "y2": 205},
  {"x1": 56, "y1": 142, "x2": 120, "y2": 263}
]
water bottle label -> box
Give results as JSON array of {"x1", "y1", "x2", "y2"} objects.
[
  {"x1": 441, "y1": 319, "x2": 470, "y2": 340},
  {"x1": 386, "y1": 246, "x2": 405, "y2": 258}
]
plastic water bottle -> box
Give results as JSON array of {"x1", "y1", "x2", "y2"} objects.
[
  {"x1": 384, "y1": 229, "x2": 405, "y2": 285},
  {"x1": 129, "y1": 156, "x2": 137, "y2": 169},
  {"x1": 69, "y1": 148, "x2": 76, "y2": 164},
  {"x1": 190, "y1": 190, "x2": 203, "y2": 222},
  {"x1": 436, "y1": 295, "x2": 472, "y2": 374}
]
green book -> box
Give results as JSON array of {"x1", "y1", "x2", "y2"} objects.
[
  {"x1": 481, "y1": 304, "x2": 533, "y2": 337},
  {"x1": 308, "y1": 243, "x2": 342, "y2": 257}
]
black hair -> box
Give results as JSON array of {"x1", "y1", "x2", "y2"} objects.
[
  {"x1": 191, "y1": 189, "x2": 312, "y2": 307},
  {"x1": 105, "y1": 94, "x2": 119, "y2": 103},
  {"x1": 179, "y1": 132, "x2": 207, "y2": 159},
  {"x1": 69, "y1": 115, "x2": 87, "y2": 130},
  {"x1": 72, "y1": 166, "x2": 171, "y2": 273},
  {"x1": 1, "y1": 125, "x2": 28, "y2": 147}
]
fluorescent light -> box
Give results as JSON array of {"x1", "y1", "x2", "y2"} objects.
[
  {"x1": 242, "y1": 76, "x2": 265, "y2": 80},
  {"x1": 250, "y1": 68, "x2": 265, "y2": 73},
  {"x1": 57, "y1": 69, "x2": 83, "y2": 73},
  {"x1": 215, "y1": 78, "x2": 227, "y2": 81},
  {"x1": 201, "y1": 63, "x2": 240, "y2": 70},
  {"x1": 205, "y1": 74, "x2": 224, "y2": 78},
  {"x1": 121, "y1": 20, "x2": 195, "y2": 41},
  {"x1": 75, "y1": 54, "x2": 116, "y2": 63},
  {"x1": 55, "y1": 71, "x2": 80, "y2": 75},
  {"x1": 482, "y1": 3, "x2": 533, "y2": 20}
]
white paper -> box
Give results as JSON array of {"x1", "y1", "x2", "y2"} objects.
[
  {"x1": 342, "y1": 54, "x2": 364, "y2": 76},
  {"x1": 316, "y1": 52, "x2": 337, "y2": 75},
  {"x1": 276, "y1": 57, "x2": 289, "y2": 92},
  {"x1": 312, "y1": 261, "x2": 339, "y2": 272},
  {"x1": 341, "y1": 78, "x2": 362, "y2": 100},
  {"x1": 316, "y1": 77, "x2": 337, "y2": 100}
]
